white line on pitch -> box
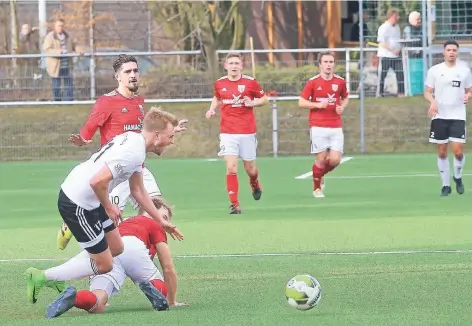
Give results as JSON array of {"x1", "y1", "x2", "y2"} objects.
[
  {"x1": 1, "y1": 249, "x2": 471, "y2": 263},
  {"x1": 295, "y1": 156, "x2": 353, "y2": 179},
  {"x1": 327, "y1": 173, "x2": 472, "y2": 180}
]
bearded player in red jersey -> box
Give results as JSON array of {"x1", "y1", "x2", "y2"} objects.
[
  {"x1": 56, "y1": 54, "x2": 187, "y2": 249},
  {"x1": 299, "y1": 52, "x2": 349, "y2": 198},
  {"x1": 45, "y1": 198, "x2": 184, "y2": 318},
  {"x1": 205, "y1": 52, "x2": 268, "y2": 214}
]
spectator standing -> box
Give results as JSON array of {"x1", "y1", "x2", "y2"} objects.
[
  {"x1": 377, "y1": 8, "x2": 405, "y2": 97},
  {"x1": 43, "y1": 18, "x2": 77, "y2": 101}
]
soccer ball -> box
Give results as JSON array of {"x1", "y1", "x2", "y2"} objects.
[{"x1": 285, "y1": 274, "x2": 322, "y2": 311}]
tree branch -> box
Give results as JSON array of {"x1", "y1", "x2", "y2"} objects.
[{"x1": 215, "y1": 0, "x2": 240, "y2": 35}]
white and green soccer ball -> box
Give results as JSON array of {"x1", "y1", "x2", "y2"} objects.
[{"x1": 285, "y1": 274, "x2": 322, "y2": 311}]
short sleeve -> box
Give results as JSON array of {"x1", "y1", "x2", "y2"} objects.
[
  {"x1": 300, "y1": 80, "x2": 313, "y2": 100},
  {"x1": 214, "y1": 82, "x2": 220, "y2": 99},
  {"x1": 377, "y1": 24, "x2": 386, "y2": 43},
  {"x1": 340, "y1": 80, "x2": 349, "y2": 98},
  {"x1": 105, "y1": 134, "x2": 145, "y2": 179},
  {"x1": 464, "y1": 69, "x2": 472, "y2": 89},
  {"x1": 252, "y1": 79, "x2": 265, "y2": 97},
  {"x1": 425, "y1": 67, "x2": 436, "y2": 89},
  {"x1": 80, "y1": 96, "x2": 111, "y2": 140}
]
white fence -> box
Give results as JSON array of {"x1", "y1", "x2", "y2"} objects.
[{"x1": 2, "y1": 45, "x2": 472, "y2": 160}]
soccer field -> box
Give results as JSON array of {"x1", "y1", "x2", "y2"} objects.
[{"x1": 1, "y1": 154, "x2": 472, "y2": 326}]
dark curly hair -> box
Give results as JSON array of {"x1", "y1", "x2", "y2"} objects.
[{"x1": 112, "y1": 54, "x2": 138, "y2": 73}]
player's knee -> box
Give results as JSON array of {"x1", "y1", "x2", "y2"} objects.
[
  {"x1": 437, "y1": 144, "x2": 448, "y2": 158},
  {"x1": 110, "y1": 242, "x2": 124, "y2": 257},
  {"x1": 96, "y1": 260, "x2": 113, "y2": 274},
  {"x1": 454, "y1": 152, "x2": 464, "y2": 160},
  {"x1": 329, "y1": 157, "x2": 342, "y2": 166},
  {"x1": 243, "y1": 160, "x2": 256, "y2": 172},
  {"x1": 315, "y1": 156, "x2": 327, "y2": 168},
  {"x1": 226, "y1": 161, "x2": 238, "y2": 174}
]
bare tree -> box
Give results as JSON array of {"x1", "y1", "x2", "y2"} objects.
[
  {"x1": 151, "y1": 0, "x2": 248, "y2": 78},
  {"x1": 50, "y1": 1, "x2": 117, "y2": 50}
]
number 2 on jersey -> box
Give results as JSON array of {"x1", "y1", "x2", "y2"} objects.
[{"x1": 94, "y1": 142, "x2": 114, "y2": 162}]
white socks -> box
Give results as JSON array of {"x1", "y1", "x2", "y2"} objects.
[
  {"x1": 438, "y1": 155, "x2": 466, "y2": 186},
  {"x1": 45, "y1": 250, "x2": 99, "y2": 281},
  {"x1": 453, "y1": 155, "x2": 465, "y2": 179},
  {"x1": 437, "y1": 157, "x2": 450, "y2": 187}
]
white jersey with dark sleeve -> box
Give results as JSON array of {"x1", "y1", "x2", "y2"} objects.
[
  {"x1": 61, "y1": 131, "x2": 146, "y2": 210},
  {"x1": 425, "y1": 62, "x2": 472, "y2": 121}
]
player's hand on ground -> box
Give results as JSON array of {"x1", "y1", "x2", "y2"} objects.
[
  {"x1": 205, "y1": 109, "x2": 216, "y2": 119},
  {"x1": 336, "y1": 105, "x2": 345, "y2": 115},
  {"x1": 428, "y1": 101, "x2": 438, "y2": 118},
  {"x1": 105, "y1": 205, "x2": 122, "y2": 227},
  {"x1": 169, "y1": 301, "x2": 187, "y2": 308},
  {"x1": 174, "y1": 119, "x2": 189, "y2": 133},
  {"x1": 69, "y1": 134, "x2": 92, "y2": 146},
  {"x1": 165, "y1": 224, "x2": 184, "y2": 241}
]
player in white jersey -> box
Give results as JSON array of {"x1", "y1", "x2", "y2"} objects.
[
  {"x1": 25, "y1": 107, "x2": 184, "y2": 305},
  {"x1": 424, "y1": 40, "x2": 472, "y2": 196}
]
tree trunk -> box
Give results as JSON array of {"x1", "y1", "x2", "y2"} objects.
[{"x1": 231, "y1": 1, "x2": 247, "y2": 50}]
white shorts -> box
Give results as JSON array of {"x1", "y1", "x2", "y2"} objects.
[
  {"x1": 218, "y1": 133, "x2": 258, "y2": 161},
  {"x1": 310, "y1": 127, "x2": 344, "y2": 154},
  {"x1": 109, "y1": 167, "x2": 161, "y2": 211},
  {"x1": 89, "y1": 236, "x2": 163, "y2": 298}
]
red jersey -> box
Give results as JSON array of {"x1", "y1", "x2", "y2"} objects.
[
  {"x1": 80, "y1": 90, "x2": 145, "y2": 146},
  {"x1": 300, "y1": 74, "x2": 348, "y2": 128},
  {"x1": 119, "y1": 215, "x2": 167, "y2": 259},
  {"x1": 214, "y1": 75, "x2": 265, "y2": 134}
]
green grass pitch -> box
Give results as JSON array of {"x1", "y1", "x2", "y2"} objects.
[{"x1": 1, "y1": 153, "x2": 472, "y2": 325}]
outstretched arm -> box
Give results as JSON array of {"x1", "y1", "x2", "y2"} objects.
[
  {"x1": 70, "y1": 97, "x2": 110, "y2": 146},
  {"x1": 155, "y1": 242, "x2": 179, "y2": 306},
  {"x1": 129, "y1": 172, "x2": 184, "y2": 240}
]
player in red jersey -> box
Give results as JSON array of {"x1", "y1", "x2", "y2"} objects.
[
  {"x1": 45, "y1": 198, "x2": 184, "y2": 318},
  {"x1": 299, "y1": 52, "x2": 349, "y2": 198},
  {"x1": 205, "y1": 52, "x2": 268, "y2": 214},
  {"x1": 57, "y1": 54, "x2": 187, "y2": 250}
]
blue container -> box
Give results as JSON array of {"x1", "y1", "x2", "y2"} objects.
[{"x1": 408, "y1": 58, "x2": 424, "y2": 95}]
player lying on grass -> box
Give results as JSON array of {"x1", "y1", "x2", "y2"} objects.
[
  {"x1": 25, "y1": 108, "x2": 184, "y2": 305},
  {"x1": 205, "y1": 52, "x2": 268, "y2": 214},
  {"x1": 299, "y1": 52, "x2": 349, "y2": 198},
  {"x1": 46, "y1": 198, "x2": 184, "y2": 319},
  {"x1": 57, "y1": 54, "x2": 188, "y2": 250}
]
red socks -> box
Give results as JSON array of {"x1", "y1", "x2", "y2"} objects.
[
  {"x1": 226, "y1": 173, "x2": 239, "y2": 205},
  {"x1": 151, "y1": 279, "x2": 168, "y2": 297},
  {"x1": 313, "y1": 159, "x2": 337, "y2": 190},
  {"x1": 74, "y1": 280, "x2": 167, "y2": 314},
  {"x1": 75, "y1": 290, "x2": 98, "y2": 312},
  {"x1": 312, "y1": 163, "x2": 324, "y2": 190}
]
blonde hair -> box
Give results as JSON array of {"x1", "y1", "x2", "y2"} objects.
[
  {"x1": 143, "y1": 106, "x2": 178, "y2": 132},
  {"x1": 317, "y1": 52, "x2": 335, "y2": 64},
  {"x1": 225, "y1": 52, "x2": 243, "y2": 61},
  {"x1": 386, "y1": 8, "x2": 399, "y2": 19}
]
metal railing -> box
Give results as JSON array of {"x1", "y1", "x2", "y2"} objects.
[{"x1": 2, "y1": 46, "x2": 472, "y2": 160}]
